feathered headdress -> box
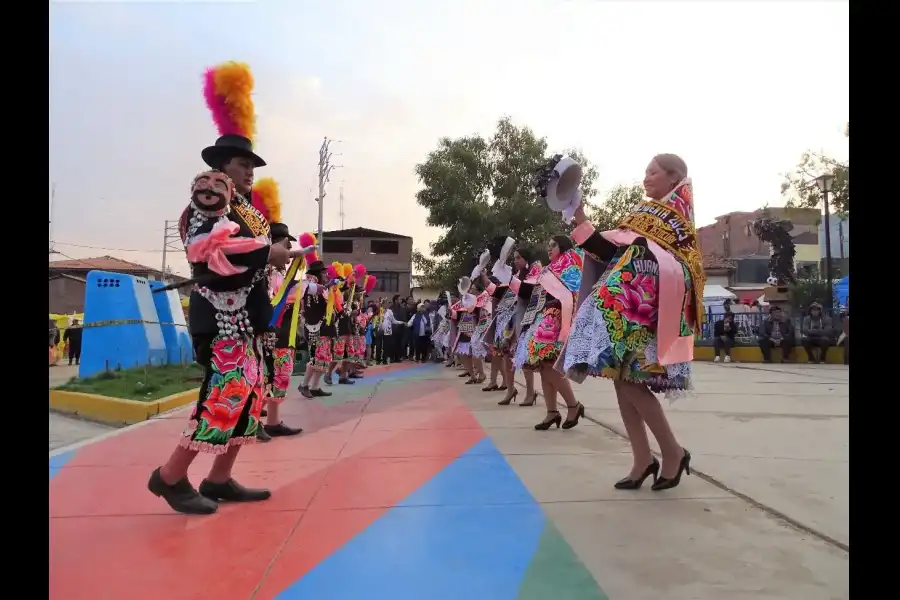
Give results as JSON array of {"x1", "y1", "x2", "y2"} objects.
[
  {"x1": 364, "y1": 275, "x2": 377, "y2": 294},
  {"x1": 298, "y1": 232, "x2": 319, "y2": 265},
  {"x1": 203, "y1": 62, "x2": 256, "y2": 140},
  {"x1": 251, "y1": 178, "x2": 281, "y2": 225}
]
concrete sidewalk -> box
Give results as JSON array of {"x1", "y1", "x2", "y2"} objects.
[{"x1": 471, "y1": 361, "x2": 849, "y2": 599}]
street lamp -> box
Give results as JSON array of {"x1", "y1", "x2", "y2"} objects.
[{"x1": 815, "y1": 173, "x2": 835, "y2": 311}]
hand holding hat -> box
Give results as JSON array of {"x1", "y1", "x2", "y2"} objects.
[{"x1": 533, "y1": 154, "x2": 584, "y2": 224}]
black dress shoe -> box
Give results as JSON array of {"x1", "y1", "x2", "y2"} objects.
[
  {"x1": 257, "y1": 426, "x2": 272, "y2": 442},
  {"x1": 198, "y1": 478, "x2": 271, "y2": 503},
  {"x1": 349, "y1": 373, "x2": 362, "y2": 379},
  {"x1": 265, "y1": 422, "x2": 303, "y2": 437},
  {"x1": 147, "y1": 467, "x2": 218, "y2": 515},
  {"x1": 298, "y1": 385, "x2": 314, "y2": 399},
  {"x1": 338, "y1": 378, "x2": 355, "y2": 385},
  {"x1": 311, "y1": 388, "x2": 332, "y2": 397}
]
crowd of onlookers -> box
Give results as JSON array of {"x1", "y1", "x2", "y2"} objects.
[
  {"x1": 710, "y1": 299, "x2": 849, "y2": 365},
  {"x1": 365, "y1": 294, "x2": 448, "y2": 365}
]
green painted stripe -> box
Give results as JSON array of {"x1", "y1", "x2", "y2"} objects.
[{"x1": 516, "y1": 520, "x2": 609, "y2": 600}]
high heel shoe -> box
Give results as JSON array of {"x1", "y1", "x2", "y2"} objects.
[
  {"x1": 534, "y1": 411, "x2": 562, "y2": 430},
  {"x1": 519, "y1": 392, "x2": 538, "y2": 407},
  {"x1": 614, "y1": 458, "x2": 660, "y2": 490},
  {"x1": 561, "y1": 403, "x2": 585, "y2": 429},
  {"x1": 482, "y1": 384, "x2": 499, "y2": 392},
  {"x1": 497, "y1": 389, "x2": 518, "y2": 405},
  {"x1": 651, "y1": 449, "x2": 692, "y2": 491}
]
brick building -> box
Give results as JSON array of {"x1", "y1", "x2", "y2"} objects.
[
  {"x1": 320, "y1": 228, "x2": 413, "y2": 303},
  {"x1": 49, "y1": 255, "x2": 187, "y2": 314},
  {"x1": 696, "y1": 207, "x2": 822, "y2": 290}
]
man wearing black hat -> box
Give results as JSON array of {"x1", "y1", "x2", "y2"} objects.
[
  {"x1": 147, "y1": 134, "x2": 293, "y2": 515},
  {"x1": 297, "y1": 260, "x2": 333, "y2": 398},
  {"x1": 259, "y1": 222, "x2": 305, "y2": 439}
]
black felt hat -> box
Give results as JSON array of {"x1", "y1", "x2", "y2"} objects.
[
  {"x1": 269, "y1": 222, "x2": 296, "y2": 243},
  {"x1": 306, "y1": 260, "x2": 325, "y2": 275},
  {"x1": 201, "y1": 134, "x2": 266, "y2": 169}
]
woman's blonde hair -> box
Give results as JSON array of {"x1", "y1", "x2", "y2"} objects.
[{"x1": 652, "y1": 153, "x2": 688, "y2": 183}]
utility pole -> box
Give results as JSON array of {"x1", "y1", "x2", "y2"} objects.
[
  {"x1": 49, "y1": 182, "x2": 58, "y2": 256},
  {"x1": 161, "y1": 219, "x2": 182, "y2": 282},
  {"x1": 339, "y1": 185, "x2": 345, "y2": 229},
  {"x1": 316, "y1": 137, "x2": 341, "y2": 255}
]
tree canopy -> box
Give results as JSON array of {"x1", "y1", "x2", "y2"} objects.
[
  {"x1": 413, "y1": 117, "x2": 639, "y2": 292},
  {"x1": 781, "y1": 123, "x2": 849, "y2": 216},
  {"x1": 587, "y1": 183, "x2": 643, "y2": 231}
]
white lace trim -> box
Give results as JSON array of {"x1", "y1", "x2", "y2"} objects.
[{"x1": 562, "y1": 299, "x2": 693, "y2": 403}]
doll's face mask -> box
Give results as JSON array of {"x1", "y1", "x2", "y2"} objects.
[{"x1": 191, "y1": 170, "x2": 234, "y2": 211}]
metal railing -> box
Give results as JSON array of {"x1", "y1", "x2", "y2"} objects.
[{"x1": 699, "y1": 308, "x2": 844, "y2": 344}]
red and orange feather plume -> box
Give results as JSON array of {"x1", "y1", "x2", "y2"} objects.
[
  {"x1": 364, "y1": 275, "x2": 377, "y2": 294},
  {"x1": 203, "y1": 61, "x2": 257, "y2": 141},
  {"x1": 251, "y1": 178, "x2": 281, "y2": 224},
  {"x1": 298, "y1": 232, "x2": 319, "y2": 262}
]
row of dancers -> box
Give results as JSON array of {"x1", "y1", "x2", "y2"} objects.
[{"x1": 431, "y1": 152, "x2": 707, "y2": 493}]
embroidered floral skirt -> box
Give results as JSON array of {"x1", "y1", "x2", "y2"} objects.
[
  {"x1": 350, "y1": 335, "x2": 366, "y2": 364},
  {"x1": 265, "y1": 347, "x2": 294, "y2": 401},
  {"x1": 310, "y1": 334, "x2": 334, "y2": 372},
  {"x1": 514, "y1": 308, "x2": 563, "y2": 371},
  {"x1": 180, "y1": 333, "x2": 264, "y2": 453},
  {"x1": 432, "y1": 320, "x2": 451, "y2": 349},
  {"x1": 470, "y1": 317, "x2": 492, "y2": 359},
  {"x1": 332, "y1": 335, "x2": 350, "y2": 362},
  {"x1": 562, "y1": 243, "x2": 693, "y2": 392},
  {"x1": 491, "y1": 302, "x2": 518, "y2": 356},
  {"x1": 455, "y1": 332, "x2": 472, "y2": 356}
]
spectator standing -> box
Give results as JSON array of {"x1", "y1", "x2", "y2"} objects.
[{"x1": 63, "y1": 319, "x2": 84, "y2": 366}]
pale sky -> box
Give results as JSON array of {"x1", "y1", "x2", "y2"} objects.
[{"x1": 49, "y1": 0, "x2": 849, "y2": 277}]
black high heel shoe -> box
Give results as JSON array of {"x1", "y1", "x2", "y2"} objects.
[
  {"x1": 534, "y1": 411, "x2": 562, "y2": 430},
  {"x1": 482, "y1": 384, "x2": 499, "y2": 392},
  {"x1": 614, "y1": 458, "x2": 660, "y2": 490},
  {"x1": 497, "y1": 389, "x2": 518, "y2": 405},
  {"x1": 561, "y1": 403, "x2": 585, "y2": 429},
  {"x1": 519, "y1": 392, "x2": 538, "y2": 407},
  {"x1": 651, "y1": 449, "x2": 692, "y2": 491}
]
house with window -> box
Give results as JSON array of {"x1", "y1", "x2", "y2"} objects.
[
  {"x1": 320, "y1": 227, "x2": 413, "y2": 303},
  {"x1": 49, "y1": 255, "x2": 188, "y2": 314}
]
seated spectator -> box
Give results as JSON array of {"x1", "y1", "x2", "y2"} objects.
[
  {"x1": 758, "y1": 306, "x2": 795, "y2": 363},
  {"x1": 801, "y1": 302, "x2": 834, "y2": 364},
  {"x1": 713, "y1": 312, "x2": 737, "y2": 363}
]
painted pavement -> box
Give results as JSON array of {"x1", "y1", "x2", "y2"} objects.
[
  {"x1": 49, "y1": 361, "x2": 849, "y2": 600},
  {"x1": 49, "y1": 362, "x2": 605, "y2": 600}
]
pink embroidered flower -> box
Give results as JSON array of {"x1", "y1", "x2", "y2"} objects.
[
  {"x1": 273, "y1": 358, "x2": 293, "y2": 390},
  {"x1": 619, "y1": 273, "x2": 658, "y2": 327},
  {"x1": 211, "y1": 338, "x2": 248, "y2": 374},
  {"x1": 533, "y1": 311, "x2": 562, "y2": 344},
  {"x1": 243, "y1": 354, "x2": 260, "y2": 387}
]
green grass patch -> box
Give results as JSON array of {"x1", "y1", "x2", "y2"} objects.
[{"x1": 57, "y1": 364, "x2": 204, "y2": 401}]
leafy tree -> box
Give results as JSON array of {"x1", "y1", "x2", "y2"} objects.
[
  {"x1": 780, "y1": 124, "x2": 849, "y2": 216},
  {"x1": 413, "y1": 117, "x2": 599, "y2": 292},
  {"x1": 587, "y1": 183, "x2": 644, "y2": 231}
]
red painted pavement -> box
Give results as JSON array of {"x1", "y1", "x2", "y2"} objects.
[{"x1": 49, "y1": 364, "x2": 485, "y2": 600}]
